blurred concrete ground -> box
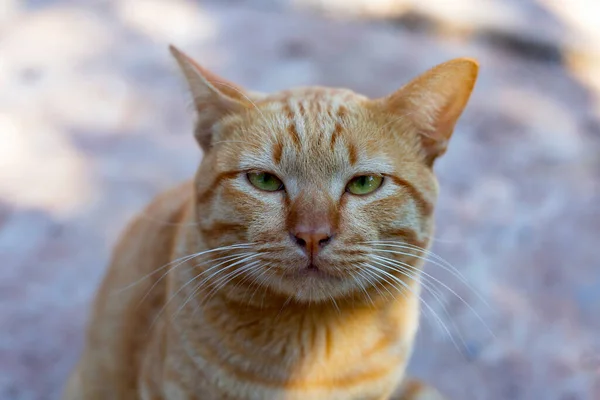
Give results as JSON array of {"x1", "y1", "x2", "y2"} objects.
[{"x1": 1, "y1": 0, "x2": 599, "y2": 399}]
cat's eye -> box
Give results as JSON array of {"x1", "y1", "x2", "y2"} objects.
[
  {"x1": 247, "y1": 172, "x2": 284, "y2": 192},
  {"x1": 346, "y1": 175, "x2": 383, "y2": 195}
]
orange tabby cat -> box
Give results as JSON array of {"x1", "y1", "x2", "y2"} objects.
[{"x1": 63, "y1": 45, "x2": 478, "y2": 400}]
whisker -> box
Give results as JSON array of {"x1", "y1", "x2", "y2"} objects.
[
  {"x1": 372, "y1": 253, "x2": 495, "y2": 339},
  {"x1": 187, "y1": 259, "x2": 265, "y2": 320},
  {"x1": 354, "y1": 268, "x2": 376, "y2": 299},
  {"x1": 175, "y1": 252, "x2": 258, "y2": 305},
  {"x1": 329, "y1": 293, "x2": 341, "y2": 315},
  {"x1": 354, "y1": 267, "x2": 384, "y2": 306},
  {"x1": 151, "y1": 253, "x2": 261, "y2": 330},
  {"x1": 370, "y1": 256, "x2": 470, "y2": 352},
  {"x1": 259, "y1": 267, "x2": 280, "y2": 310},
  {"x1": 116, "y1": 243, "x2": 255, "y2": 294},
  {"x1": 366, "y1": 241, "x2": 492, "y2": 311},
  {"x1": 229, "y1": 261, "x2": 265, "y2": 295},
  {"x1": 276, "y1": 290, "x2": 296, "y2": 320},
  {"x1": 136, "y1": 252, "x2": 254, "y2": 314},
  {"x1": 245, "y1": 263, "x2": 274, "y2": 307},
  {"x1": 361, "y1": 262, "x2": 439, "y2": 327},
  {"x1": 135, "y1": 249, "x2": 256, "y2": 312},
  {"x1": 137, "y1": 250, "x2": 255, "y2": 312},
  {"x1": 365, "y1": 242, "x2": 469, "y2": 286},
  {"x1": 362, "y1": 261, "x2": 462, "y2": 353},
  {"x1": 370, "y1": 254, "x2": 446, "y2": 301},
  {"x1": 201, "y1": 259, "x2": 263, "y2": 307}
]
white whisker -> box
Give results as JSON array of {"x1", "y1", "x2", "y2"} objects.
[
  {"x1": 361, "y1": 261, "x2": 445, "y2": 326},
  {"x1": 370, "y1": 254, "x2": 445, "y2": 301},
  {"x1": 173, "y1": 252, "x2": 258, "y2": 307},
  {"x1": 188, "y1": 261, "x2": 264, "y2": 320},
  {"x1": 372, "y1": 253, "x2": 495, "y2": 339},
  {"x1": 362, "y1": 261, "x2": 462, "y2": 352},
  {"x1": 370, "y1": 256, "x2": 470, "y2": 352},
  {"x1": 116, "y1": 243, "x2": 254, "y2": 295},
  {"x1": 355, "y1": 268, "x2": 384, "y2": 306},
  {"x1": 201, "y1": 259, "x2": 262, "y2": 306},
  {"x1": 245, "y1": 263, "x2": 274, "y2": 307},
  {"x1": 329, "y1": 293, "x2": 341, "y2": 315},
  {"x1": 365, "y1": 242, "x2": 469, "y2": 287},
  {"x1": 152, "y1": 253, "x2": 261, "y2": 330},
  {"x1": 366, "y1": 241, "x2": 491, "y2": 310},
  {"x1": 276, "y1": 289, "x2": 296, "y2": 320}
]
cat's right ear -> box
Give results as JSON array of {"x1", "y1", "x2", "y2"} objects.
[{"x1": 169, "y1": 45, "x2": 256, "y2": 151}]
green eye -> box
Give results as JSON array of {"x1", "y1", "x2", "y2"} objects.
[
  {"x1": 247, "y1": 172, "x2": 284, "y2": 192},
  {"x1": 346, "y1": 175, "x2": 383, "y2": 195}
]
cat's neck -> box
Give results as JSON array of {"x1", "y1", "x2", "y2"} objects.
[{"x1": 167, "y1": 255, "x2": 419, "y2": 387}]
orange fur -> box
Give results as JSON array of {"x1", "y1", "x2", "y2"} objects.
[{"x1": 63, "y1": 45, "x2": 478, "y2": 400}]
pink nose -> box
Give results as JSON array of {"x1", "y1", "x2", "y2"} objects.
[{"x1": 292, "y1": 229, "x2": 332, "y2": 257}]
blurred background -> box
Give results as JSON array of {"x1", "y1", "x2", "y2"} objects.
[{"x1": 1, "y1": 0, "x2": 599, "y2": 399}]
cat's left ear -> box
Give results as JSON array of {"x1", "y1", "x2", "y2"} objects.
[
  {"x1": 378, "y1": 58, "x2": 478, "y2": 165},
  {"x1": 169, "y1": 45, "x2": 264, "y2": 151}
]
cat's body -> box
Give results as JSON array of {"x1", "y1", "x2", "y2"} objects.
[
  {"x1": 64, "y1": 47, "x2": 477, "y2": 400},
  {"x1": 65, "y1": 182, "x2": 420, "y2": 400}
]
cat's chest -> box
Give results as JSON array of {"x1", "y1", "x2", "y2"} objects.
[
  {"x1": 161, "y1": 306, "x2": 416, "y2": 400},
  {"x1": 164, "y1": 338, "x2": 408, "y2": 400}
]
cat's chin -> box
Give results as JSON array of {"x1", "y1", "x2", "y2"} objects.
[
  {"x1": 285, "y1": 265, "x2": 342, "y2": 281},
  {"x1": 272, "y1": 267, "x2": 353, "y2": 303}
]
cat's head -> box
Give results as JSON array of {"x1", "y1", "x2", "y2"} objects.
[{"x1": 171, "y1": 46, "x2": 477, "y2": 304}]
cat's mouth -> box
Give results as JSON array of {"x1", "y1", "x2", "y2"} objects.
[
  {"x1": 274, "y1": 260, "x2": 353, "y2": 302},
  {"x1": 286, "y1": 263, "x2": 342, "y2": 281}
]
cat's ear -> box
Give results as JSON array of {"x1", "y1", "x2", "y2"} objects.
[
  {"x1": 169, "y1": 45, "x2": 262, "y2": 151},
  {"x1": 378, "y1": 58, "x2": 478, "y2": 165}
]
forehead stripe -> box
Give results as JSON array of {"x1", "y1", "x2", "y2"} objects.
[
  {"x1": 283, "y1": 103, "x2": 302, "y2": 149},
  {"x1": 329, "y1": 105, "x2": 348, "y2": 150},
  {"x1": 272, "y1": 139, "x2": 283, "y2": 164}
]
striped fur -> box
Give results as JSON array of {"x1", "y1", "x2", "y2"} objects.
[{"x1": 63, "y1": 46, "x2": 478, "y2": 400}]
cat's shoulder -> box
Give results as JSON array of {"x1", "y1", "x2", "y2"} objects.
[
  {"x1": 109, "y1": 180, "x2": 193, "y2": 265},
  {"x1": 124, "y1": 180, "x2": 194, "y2": 236},
  {"x1": 144, "y1": 180, "x2": 193, "y2": 217}
]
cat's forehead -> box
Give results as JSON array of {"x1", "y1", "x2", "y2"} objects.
[
  {"x1": 255, "y1": 86, "x2": 369, "y2": 143},
  {"x1": 262, "y1": 86, "x2": 365, "y2": 104},
  {"x1": 254, "y1": 87, "x2": 368, "y2": 129},
  {"x1": 226, "y1": 87, "x2": 398, "y2": 181}
]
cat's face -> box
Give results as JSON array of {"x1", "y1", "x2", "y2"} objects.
[{"x1": 171, "y1": 46, "x2": 477, "y2": 303}]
